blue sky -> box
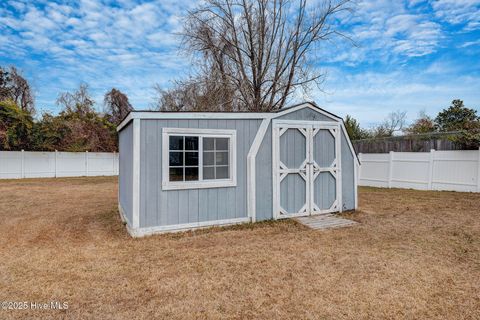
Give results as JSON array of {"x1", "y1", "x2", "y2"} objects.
[{"x1": 1, "y1": 0, "x2": 479, "y2": 128}]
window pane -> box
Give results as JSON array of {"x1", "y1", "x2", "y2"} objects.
[
  {"x1": 203, "y1": 166, "x2": 215, "y2": 179},
  {"x1": 169, "y1": 152, "x2": 183, "y2": 166},
  {"x1": 169, "y1": 136, "x2": 183, "y2": 150},
  {"x1": 216, "y1": 138, "x2": 229, "y2": 151},
  {"x1": 203, "y1": 151, "x2": 214, "y2": 166},
  {"x1": 185, "y1": 167, "x2": 199, "y2": 181},
  {"x1": 167, "y1": 133, "x2": 233, "y2": 184},
  {"x1": 203, "y1": 137, "x2": 215, "y2": 151},
  {"x1": 169, "y1": 167, "x2": 183, "y2": 181},
  {"x1": 216, "y1": 166, "x2": 229, "y2": 179},
  {"x1": 215, "y1": 152, "x2": 229, "y2": 165},
  {"x1": 185, "y1": 136, "x2": 198, "y2": 150},
  {"x1": 185, "y1": 152, "x2": 198, "y2": 166}
]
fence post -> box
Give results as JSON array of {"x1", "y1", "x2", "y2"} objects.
[
  {"x1": 54, "y1": 150, "x2": 58, "y2": 178},
  {"x1": 477, "y1": 147, "x2": 480, "y2": 192},
  {"x1": 21, "y1": 149, "x2": 25, "y2": 179},
  {"x1": 388, "y1": 151, "x2": 394, "y2": 188},
  {"x1": 85, "y1": 151, "x2": 89, "y2": 176},
  {"x1": 428, "y1": 149, "x2": 435, "y2": 190},
  {"x1": 113, "y1": 151, "x2": 116, "y2": 175}
]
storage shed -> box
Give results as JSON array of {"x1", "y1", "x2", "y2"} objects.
[{"x1": 117, "y1": 102, "x2": 359, "y2": 237}]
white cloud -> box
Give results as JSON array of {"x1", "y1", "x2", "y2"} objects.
[
  {"x1": 0, "y1": 0, "x2": 199, "y2": 110},
  {"x1": 310, "y1": 65, "x2": 480, "y2": 126},
  {"x1": 1, "y1": 0, "x2": 192, "y2": 62},
  {"x1": 431, "y1": 0, "x2": 480, "y2": 30},
  {"x1": 460, "y1": 39, "x2": 480, "y2": 47},
  {"x1": 6, "y1": 0, "x2": 26, "y2": 12},
  {"x1": 326, "y1": 0, "x2": 444, "y2": 66},
  {"x1": 1, "y1": 0, "x2": 479, "y2": 115}
]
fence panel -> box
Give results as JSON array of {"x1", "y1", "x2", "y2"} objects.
[
  {"x1": 432, "y1": 150, "x2": 479, "y2": 192},
  {"x1": 353, "y1": 132, "x2": 463, "y2": 153},
  {"x1": 87, "y1": 152, "x2": 118, "y2": 176},
  {"x1": 359, "y1": 149, "x2": 480, "y2": 193},
  {"x1": 0, "y1": 151, "x2": 23, "y2": 179},
  {"x1": 358, "y1": 153, "x2": 390, "y2": 188},
  {"x1": 0, "y1": 151, "x2": 118, "y2": 179},
  {"x1": 24, "y1": 151, "x2": 56, "y2": 178},
  {"x1": 390, "y1": 152, "x2": 430, "y2": 190},
  {"x1": 56, "y1": 152, "x2": 88, "y2": 177}
]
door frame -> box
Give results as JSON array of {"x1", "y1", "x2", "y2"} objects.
[{"x1": 272, "y1": 119, "x2": 343, "y2": 220}]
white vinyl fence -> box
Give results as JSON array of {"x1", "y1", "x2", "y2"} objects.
[
  {"x1": 359, "y1": 149, "x2": 480, "y2": 193},
  {"x1": 0, "y1": 151, "x2": 119, "y2": 179}
]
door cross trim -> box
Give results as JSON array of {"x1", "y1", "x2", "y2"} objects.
[{"x1": 272, "y1": 120, "x2": 342, "y2": 220}]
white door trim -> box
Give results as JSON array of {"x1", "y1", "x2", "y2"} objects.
[
  {"x1": 308, "y1": 123, "x2": 342, "y2": 214},
  {"x1": 272, "y1": 120, "x2": 342, "y2": 219},
  {"x1": 273, "y1": 123, "x2": 309, "y2": 219}
]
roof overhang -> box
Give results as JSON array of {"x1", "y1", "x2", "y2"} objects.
[{"x1": 116, "y1": 102, "x2": 341, "y2": 131}]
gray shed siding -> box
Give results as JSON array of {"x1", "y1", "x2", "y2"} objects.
[
  {"x1": 279, "y1": 107, "x2": 333, "y2": 122},
  {"x1": 341, "y1": 132, "x2": 355, "y2": 210},
  {"x1": 139, "y1": 119, "x2": 262, "y2": 228},
  {"x1": 255, "y1": 108, "x2": 356, "y2": 221},
  {"x1": 119, "y1": 121, "x2": 134, "y2": 226},
  {"x1": 255, "y1": 122, "x2": 273, "y2": 221}
]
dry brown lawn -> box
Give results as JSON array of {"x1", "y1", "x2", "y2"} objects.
[{"x1": 0, "y1": 177, "x2": 479, "y2": 319}]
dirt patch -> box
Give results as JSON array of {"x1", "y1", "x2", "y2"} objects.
[{"x1": 0, "y1": 178, "x2": 479, "y2": 319}]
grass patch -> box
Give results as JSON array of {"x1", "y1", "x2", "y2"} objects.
[{"x1": 1, "y1": 177, "x2": 479, "y2": 319}]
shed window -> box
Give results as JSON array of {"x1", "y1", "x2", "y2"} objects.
[
  {"x1": 162, "y1": 128, "x2": 237, "y2": 190},
  {"x1": 203, "y1": 137, "x2": 229, "y2": 180},
  {"x1": 168, "y1": 136, "x2": 199, "y2": 181}
]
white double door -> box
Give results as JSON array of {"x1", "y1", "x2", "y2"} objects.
[{"x1": 273, "y1": 120, "x2": 342, "y2": 219}]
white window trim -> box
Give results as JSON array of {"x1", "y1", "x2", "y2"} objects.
[{"x1": 162, "y1": 127, "x2": 237, "y2": 190}]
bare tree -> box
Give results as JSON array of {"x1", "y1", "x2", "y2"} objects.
[
  {"x1": 56, "y1": 83, "x2": 95, "y2": 115},
  {"x1": 153, "y1": 73, "x2": 236, "y2": 112},
  {"x1": 153, "y1": 82, "x2": 199, "y2": 111},
  {"x1": 383, "y1": 110, "x2": 407, "y2": 135},
  {"x1": 178, "y1": 0, "x2": 351, "y2": 111},
  {"x1": 0, "y1": 67, "x2": 11, "y2": 100},
  {"x1": 54, "y1": 84, "x2": 118, "y2": 152},
  {"x1": 371, "y1": 110, "x2": 407, "y2": 137},
  {"x1": 9, "y1": 67, "x2": 35, "y2": 114},
  {"x1": 104, "y1": 88, "x2": 133, "y2": 125},
  {"x1": 0, "y1": 66, "x2": 35, "y2": 114}
]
